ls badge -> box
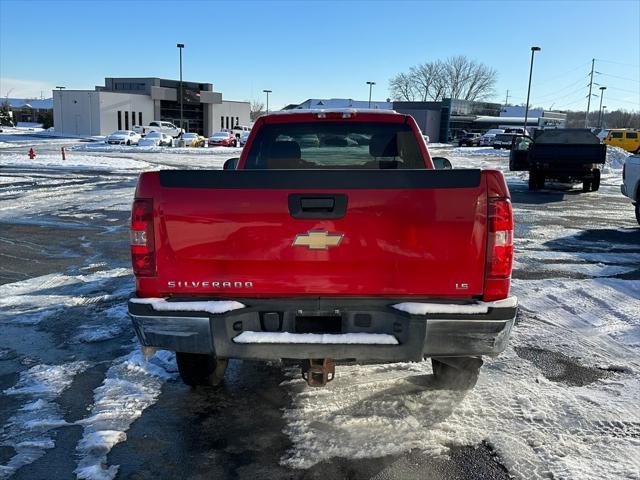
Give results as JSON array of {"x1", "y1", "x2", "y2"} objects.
[{"x1": 293, "y1": 230, "x2": 344, "y2": 250}]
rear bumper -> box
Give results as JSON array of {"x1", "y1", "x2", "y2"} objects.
[{"x1": 128, "y1": 296, "x2": 518, "y2": 362}]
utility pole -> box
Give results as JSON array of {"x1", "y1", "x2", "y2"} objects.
[
  {"x1": 263, "y1": 89, "x2": 272, "y2": 113},
  {"x1": 177, "y1": 43, "x2": 185, "y2": 141},
  {"x1": 504, "y1": 90, "x2": 510, "y2": 107},
  {"x1": 55, "y1": 86, "x2": 65, "y2": 134},
  {"x1": 597, "y1": 86, "x2": 606, "y2": 129},
  {"x1": 366, "y1": 81, "x2": 376, "y2": 108},
  {"x1": 585, "y1": 58, "x2": 595, "y2": 128},
  {"x1": 524, "y1": 46, "x2": 541, "y2": 133}
]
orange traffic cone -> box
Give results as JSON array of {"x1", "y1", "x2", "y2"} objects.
[{"x1": 28, "y1": 148, "x2": 36, "y2": 159}]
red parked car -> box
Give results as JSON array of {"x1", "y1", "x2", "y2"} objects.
[
  {"x1": 128, "y1": 109, "x2": 517, "y2": 389},
  {"x1": 208, "y1": 130, "x2": 237, "y2": 147}
]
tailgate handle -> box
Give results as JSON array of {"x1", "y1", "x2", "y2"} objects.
[
  {"x1": 301, "y1": 198, "x2": 335, "y2": 211},
  {"x1": 288, "y1": 194, "x2": 348, "y2": 219}
]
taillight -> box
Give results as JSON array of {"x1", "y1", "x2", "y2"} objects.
[
  {"x1": 130, "y1": 198, "x2": 156, "y2": 277},
  {"x1": 484, "y1": 198, "x2": 514, "y2": 301}
]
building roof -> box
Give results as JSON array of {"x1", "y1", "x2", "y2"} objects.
[
  {"x1": 294, "y1": 98, "x2": 393, "y2": 110},
  {"x1": 5, "y1": 98, "x2": 53, "y2": 109}
]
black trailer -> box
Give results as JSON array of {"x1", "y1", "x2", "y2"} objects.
[{"x1": 509, "y1": 129, "x2": 606, "y2": 192}]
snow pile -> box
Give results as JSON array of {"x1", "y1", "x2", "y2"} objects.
[
  {"x1": 0, "y1": 152, "x2": 149, "y2": 171},
  {"x1": 604, "y1": 145, "x2": 631, "y2": 172},
  {"x1": 392, "y1": 297, "x2": 517, "y2": 315},
  {"x1": 71, "y1": 143, "x2": 243, "y2": 156},
  {"x1": 130, "y1": 297, "x2": 245, "y2": 314},
  {"x1": 233, "y1": 331, "x2": 398, "y2": 345},
  {"x1": 1, "y1": 361, "x2": 90, "y2": 477},
  {"x1": 448, "y1": 146, "x2": 510, "y2": 158},
  {"x1": 74, "y1": 349, "x2": 176, "y2": 480}
]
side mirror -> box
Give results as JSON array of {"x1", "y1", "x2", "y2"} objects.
[
  {"x1": 432, "y1": 157, "x2": 452, "y2": 170},
  {"x1": 223, "y1": 158, "x2": 239, "y2": 170}
]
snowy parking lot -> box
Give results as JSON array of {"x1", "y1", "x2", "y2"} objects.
[{"x1": 0, "y1": 131, "x2": 639, "y2": 479}]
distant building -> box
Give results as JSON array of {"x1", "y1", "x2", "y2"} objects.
[
  {"x1": 53, "y1": 77, "x2": 250, "y2": 136},
  {"x1": 6, "y1": 98, "x2": 53, "y2": 125},
  {"x1": 393, "y1": 99, "x2": 566, "y2": 142}
]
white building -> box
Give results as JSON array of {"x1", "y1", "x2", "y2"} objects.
[{"x1": 53, "y1": 77, "x2": 250, "y2": 137}]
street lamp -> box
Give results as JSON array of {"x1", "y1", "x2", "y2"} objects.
[
  {"x1": 602, "y1": 106, "x2": 607, "y2": 129},
  {"x1": 263, "y1": 89, "x2": 272, "y2": 114},
  {"x1": 56, "y1": 86, "x2": 65, "y2": 134},
  {"x1": 177, "y1": 43, "x2": 184, "y2": 141},
  {"x1": 366, "y1": 81, "x2": 376, "y2": 108},
  {"x1": 523, "y1": 46, "x2": 541, "y2": 133},
  {"x1": 597, "y1": 86, "x2": 606, "y2": 129}
]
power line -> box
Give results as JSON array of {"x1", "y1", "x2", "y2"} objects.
[
  {"x1": 598, "y1": 72, "x2": 640, "y2": 83},
  {"x1": 595, "y1": 58, "x2": 640, "y2": 68}
]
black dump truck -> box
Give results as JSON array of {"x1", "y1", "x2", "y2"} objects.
[{"x1": 509, "y1": 129, "x2": 606, "y2": 192}]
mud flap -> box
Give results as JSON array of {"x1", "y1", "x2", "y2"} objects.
[{"x1": 302, "y1": 358, "x2": 335, "y2": 387}]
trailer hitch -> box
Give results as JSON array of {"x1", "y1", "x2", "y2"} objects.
[{"x1": 301, "y1": 358, "x2": 335, "y2": 387}]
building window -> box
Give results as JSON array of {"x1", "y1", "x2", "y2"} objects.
[
  {"x1": 125, "y1": 111, "x2": 129, "y2": 130},
  {"x1": 225, "y1": 116, "x2": 229, "y2": 129},
  {"x1": 221, "y1": 116, "x2": 224, "y2": 129},
  {"x1": 139, "y1": 112, "x2": 142, "y2": 125},
  {"x1": 117, "y1": 111, "x2": 122, "y2": 130},
  {"x1": 132, "y1": 111, "x2": 136, "y2": 126}
]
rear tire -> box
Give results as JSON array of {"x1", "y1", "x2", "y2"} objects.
[
  {"x1": 591, "y1": 169, "x2": 601, "y2": 191},
  {"x1": 635, "y1": 202, "x2": 640, "y2": 225},
  {"x1": 528, "y1": 171, "x2": 544, "y2": 190},
  {"x1": 582, "y1": 179, "x2": 592, "y2": 192},
  {"x1": 176, "y1": 352, "x2": 227, "y2": 387},
  {"x1": 432, "y1": 357, "x2": 482, "y2": 390}
]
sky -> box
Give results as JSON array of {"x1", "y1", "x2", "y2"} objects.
[{"x1": 0, "y1": 0, "x2": 639, "y2": 112}]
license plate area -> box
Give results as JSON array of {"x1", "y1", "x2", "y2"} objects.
[{"x1": 295, "y1": 313, "x2": 342, "y2": 334}]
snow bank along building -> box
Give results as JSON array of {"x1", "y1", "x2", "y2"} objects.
[{"x1": 52, "y1": 77, "x2": 250, "y2": 137}]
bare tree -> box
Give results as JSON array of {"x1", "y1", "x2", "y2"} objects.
[
  {"x1": 250, "y1": 100, "x2": 265, "y2": 121},
  {"x1": 388, "y1": 55, "x2": 497, "y2": 102},
  {"x1": 389, "y1": 72, "x2": 417, "y2": 101}
]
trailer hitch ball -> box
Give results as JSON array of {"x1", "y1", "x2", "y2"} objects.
[{"x1": 302, "y1": 358, "x2": 335, "y2": 387}]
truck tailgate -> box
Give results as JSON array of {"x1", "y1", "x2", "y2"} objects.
[{"x1": 145, "y1": 169, "x2": 489, "y2": 298}]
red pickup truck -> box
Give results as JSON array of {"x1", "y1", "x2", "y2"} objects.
[{"x1": 128, "y1": 109, "x2": 517, "y2": 388}]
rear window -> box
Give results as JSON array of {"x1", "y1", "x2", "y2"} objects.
[
  {"x1": 244, "y1": 121, "x2": 425, "y2": 169},
  {"x1": 626, "y1": 132, "x2": 638, "y2": 139}
]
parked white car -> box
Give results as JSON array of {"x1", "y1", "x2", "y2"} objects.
[
  {"x1": 106, "y1": 130, "x2": 141, "y2": 145},
  {"x1": 134, "y1": 121, "x2": 183, "y2": 138},
  {"x1": 480, "y1": 128, "x2": 505, "y2": 146},
  {"x1": 138, "y1": 131, "x2": 173, "y2": 147},
  {"x1": 621, "y1": 154, "x2": 640, "y2": 225}
]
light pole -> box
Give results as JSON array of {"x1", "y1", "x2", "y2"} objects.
[
  {"x1": 602, "y1": 106, "x2": 607, "y2": 129},
  {"x1": 597, "y1": 86, "x2": 606, "y2": 129},
  {"x1": 523, "y1": 46, "x2": 541, "y2": 133},
  {"x1": 56, "y1": 86, "x2": 65, "y2": 134},
  {"x1": 263, "y1": 89, "x2": 272, "y2": 114},
  {"x1": 366, "y1": 81, "x2": 376, "y2": 108},
  {"x1": 177, "y1": 43, "x2": 184, "y2": 141}
]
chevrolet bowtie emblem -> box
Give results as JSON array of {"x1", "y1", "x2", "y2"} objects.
[{"x1": 293, "y1": 230, "x2": 344, "y2": 250}]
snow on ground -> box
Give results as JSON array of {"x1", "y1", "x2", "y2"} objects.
[
  {"x1": 71, "y1": 143, "x2": 243, "y2": 157},
  {"x1": 0, "y1": 269, "x2": 131, "y2": 325},
  {"x1": 74, "y1": 349, "x2": 176, "y2": 480},
  {"x1": 1, "y1": 361, "x2": 90, "y2": 479},
  {"x1": 0, "y1": 152, "x2": 150, "y2": 171}
]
